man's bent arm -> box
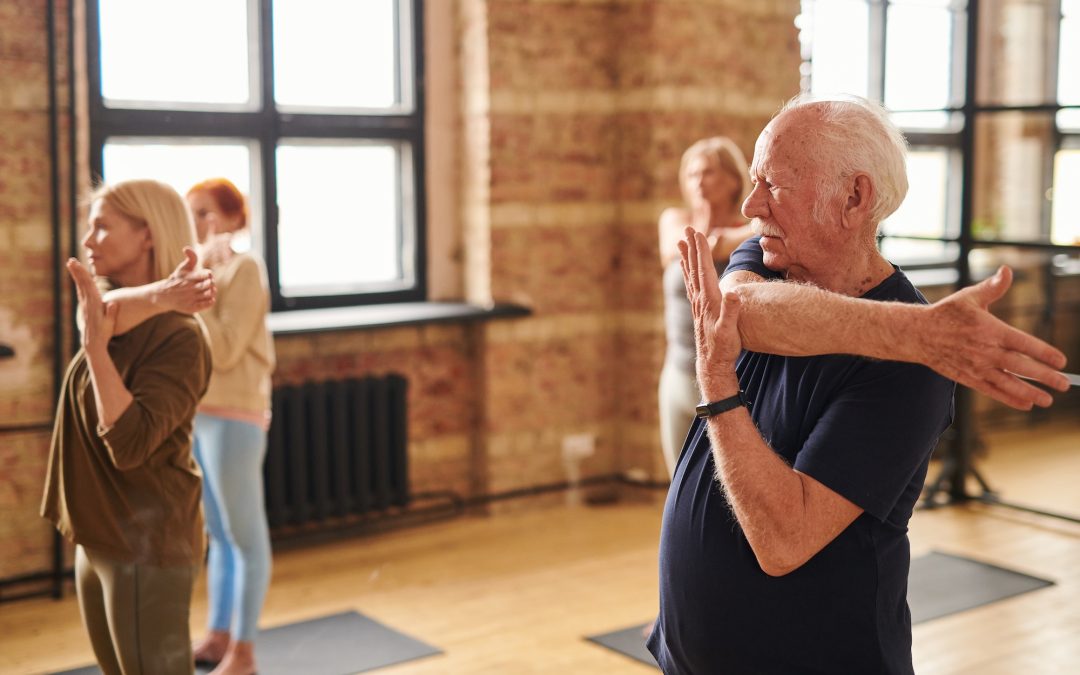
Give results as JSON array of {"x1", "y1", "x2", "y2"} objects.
[
  {"x1": 702, "y1": 370, "x2": 864, "y2": 577},
  {"x1": 721, "y1": 268, "x2": 1069, "y2": 410},
  {"x1": 683, "y1": 236, "x2": 865, "y2": 575}
]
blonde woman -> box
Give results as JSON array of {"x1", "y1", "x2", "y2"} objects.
[
  {"x1": 42, "y1": 179, "x2": 213, "y2": 674},
  {"x1": 657, "y1": 137, "x2": 753, "y2": 478}
]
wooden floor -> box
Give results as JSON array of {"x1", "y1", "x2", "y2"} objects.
[{"x1": 3, "y1": 420, "x2": 1078, "y2": 674}]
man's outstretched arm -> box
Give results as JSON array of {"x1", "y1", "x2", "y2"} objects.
[{"x1": 719, "y1": 266, "x2": 1068, "y2": 411}]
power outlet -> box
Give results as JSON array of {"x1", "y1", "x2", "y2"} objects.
[{"x1": 562, "y1": 433, "x2": 595, "y2": 462}]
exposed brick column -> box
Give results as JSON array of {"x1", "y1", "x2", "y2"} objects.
[
  {"x1": 462, "y1": 0, "x2": 802, "y2": 498},
  {"x1": 0, "y1": 0, "x2": 75, "y2": 580}
]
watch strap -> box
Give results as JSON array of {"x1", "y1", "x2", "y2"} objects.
[{"x1": 695, "y1": 391, "x2": 747, "y2": 418}]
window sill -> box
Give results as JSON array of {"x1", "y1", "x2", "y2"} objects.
[
  {"x1": 267, "y1": 301, "x2": 531, "y2": 336},
  {"x1": 905, "y1": 267, "x2": 959, "y2": 289}
]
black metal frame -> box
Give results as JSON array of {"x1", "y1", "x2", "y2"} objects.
[
  {"x1": 84, "y1": 0, "x2": 427, "y2": 312},
  {"x1": 919, "y1": 0, "x2": 1080, "y2": 524},
  {"x1": 807, "y1": 1, "x2": 1080, "y2": 523}
]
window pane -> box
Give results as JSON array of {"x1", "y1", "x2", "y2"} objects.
[
  {"x1": 966, "y1": 246, "x2": 1056, "y2": 336},
  {"x1": 801, "y1": 0, "x2": 870, "y2": 97},
  {"x1": 882, "y1": 148, "x2": 954, "y2": 239},
  {"x1": 98, "y1": 0, "x2": 253, "y2": 108},
  {"x1": 884, "y1": 1, "x2": 958, "y2": 128},
  {"x1": 880, "y1": 239, "x2": 960, "y2": 269},
  {"x1": 273, "y1": 0, "x2": 402, "y2": 111},
  {"x1": 976, "y1": 0, "x2": 1055, "y2": 106},
  {"x1": 1059, "y1": 0, "x2": 1080, "y2": 129},
  {"x1": 972, "y1": 111, "x2": 1056, "y2": 243},
  {"x1": 276, "y1": 142, "x2": 410, "y2": 297},
  {"x1": 1051, "y1": 150, "x2": 1080, "y2": 245},
  {"x1": 101, "y1": 139, "x2": 260, "y2": 252}
]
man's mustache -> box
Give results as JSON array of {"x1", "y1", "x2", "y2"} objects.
[{"x1": 752, "y1": 220, "x2": 783, "y2": 238}]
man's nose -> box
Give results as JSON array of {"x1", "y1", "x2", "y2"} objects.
[{"x1": 742, "y1": 185, "x2": 766, "y2": 219}]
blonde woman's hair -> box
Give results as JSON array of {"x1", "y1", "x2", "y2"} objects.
[
  {"x1": 679, "y1": 136, "x2": 751, "y2": 210},
  {"x1": 89, "y1": 179, "x2": 196, "y2": 282}
]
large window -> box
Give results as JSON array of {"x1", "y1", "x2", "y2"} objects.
[
  {"x1": 798, "y1": 0, "x2": 1079, "y2": 265},
  {"x1": 87, "y1": 0, "x2": 425, "y2": 311}
]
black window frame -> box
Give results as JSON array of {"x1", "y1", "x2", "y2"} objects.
[
  {"x1": 801, "y1": 0, "x2": 1080, "y2": 511},
  {"x1": 85, "y1": 0, "x2": 427, "y2": 312},
  {"x1": 801, "y1": 0, "x2": 1080, "y2": 266}
]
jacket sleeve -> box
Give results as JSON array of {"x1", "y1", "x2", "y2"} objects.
[{"x1": 99, "y1": 320, "x2": 211, "y2": 470}]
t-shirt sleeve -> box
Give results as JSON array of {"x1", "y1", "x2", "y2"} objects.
[
  {"x1": 721, "y1": 236, "x2": 782, "y2": 281},
  {"x1": 793, "y1": 360, "x2": 955, "y2": 522}
]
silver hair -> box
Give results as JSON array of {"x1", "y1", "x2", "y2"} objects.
[{"x1": 777, "y1": 93, "x2": 909, "y2": 227}]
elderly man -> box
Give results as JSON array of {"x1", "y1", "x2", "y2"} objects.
[{"x1": 646, "y1": 95, "x2": 1069, "y2": 674}]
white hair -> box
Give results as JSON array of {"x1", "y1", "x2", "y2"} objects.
[{"x1": 778, "y1": 93, "x2": 909, "y2": 227}]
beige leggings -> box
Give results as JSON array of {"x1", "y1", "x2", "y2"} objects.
[
  {"x1": 658, "y1": 363, "x2": 701, "y2": 479},
  {"x1": 75, "y1": 545, "x2": 199, "y2": 675}
]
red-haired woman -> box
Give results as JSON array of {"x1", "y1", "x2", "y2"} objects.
[{"x1": 186, "y1": 178, "x2": 276, "y2": 675}]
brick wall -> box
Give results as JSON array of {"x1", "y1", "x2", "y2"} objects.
[
  {"x1": 460, "y1": 0, "x2": 800, "y2": 489},
  {"x1": 0, "y1": 0, "x2": 75, "y2": 581},
  {"x1": 0, "y1": 0, "x2": 803, "y2": 579}
]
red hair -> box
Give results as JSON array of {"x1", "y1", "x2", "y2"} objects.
[{"x1": 187, "y1": 177, "x2": 248, "y2": 232}]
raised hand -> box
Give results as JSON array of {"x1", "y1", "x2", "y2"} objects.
[
  {"x1": 198, "y1": 228, "x2": 234, "y2": 269},
  {"x1": 67, "y1": 258, "x2": 117, "y2": 352},
  {"x1": 680, "y1": 227, "x2": 743, "y2": 399},
  {"x1": 921, "y1": 266, "x2": 1068, "y2": 410}
]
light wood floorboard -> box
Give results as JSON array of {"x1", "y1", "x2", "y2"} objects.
[{"x1": 2, "y1": 420, "x2": 1077, "y2": 674}]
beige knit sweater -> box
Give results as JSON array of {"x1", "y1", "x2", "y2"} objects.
[{"x1": 197, "y1": 252, "x2": 275, "y2": 423}]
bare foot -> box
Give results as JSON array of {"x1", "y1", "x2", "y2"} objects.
[
  {"x1": 193, "y1": 630, "x2": 230, "y2": 666},
  {"x1": 208, "y1": 640, "x2": 256, "y2": 675}
]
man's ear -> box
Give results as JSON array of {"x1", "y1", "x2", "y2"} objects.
[{"x1": 841, "y1": 173, "x2": 874, "y2": 230}]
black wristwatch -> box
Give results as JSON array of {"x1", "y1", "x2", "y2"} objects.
[{"x1": 695, "y1": 391, "x2": 748, "y2": 418}]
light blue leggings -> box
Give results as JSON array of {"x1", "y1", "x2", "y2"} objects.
[{"x1": 193, "y1": 413, "x2": 272, "y2": 642}]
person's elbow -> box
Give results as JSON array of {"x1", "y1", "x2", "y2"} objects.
[
  {"x1": 105, "y1": 445, "x2": 149, "y2": 471},
  {"x1": 752, "y1": 541, "x2": 814, "y2": 577},
  {"x1": 756, "y1": 553, "x2": 807, "y2": 578}
]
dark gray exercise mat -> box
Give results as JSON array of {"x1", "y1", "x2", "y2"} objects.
[
  {"x1": 907, "y1": 550, "x2": 1053, "y2": 623},
  {"x1": 586, "y1": 550, "x2": 1054, "y2": 668},
  {"x1": 54, "y1": 610, "x2": 441, "y2": 675},
  {"x1": 586, "y1": 624, "x2": 658, "y2": 668}
]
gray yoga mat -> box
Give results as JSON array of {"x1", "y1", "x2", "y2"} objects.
[
  {"x1": 587, "y1": 550, "x2": 1054, "y2": 668},
  {"x1": 907, "y1": 550, "x2": 1053, "y2": 623},
  {"x1": 55, "y1": 610, "x2": 441, "y2": 675}
]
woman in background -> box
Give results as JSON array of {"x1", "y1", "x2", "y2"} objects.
[
  {"x1": 187, "y1": 179, "x2": 276, "y2": 675},
  {"x1": 657, "y1": 137, "x2": 753, "y2": 478},
  {"x1": 42, "y1": 179, "x2": 212, "y2": 674}
]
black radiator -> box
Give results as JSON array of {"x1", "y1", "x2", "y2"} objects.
[{"x1": 264, "y1": 375, "x2": 409, "y2": 528}]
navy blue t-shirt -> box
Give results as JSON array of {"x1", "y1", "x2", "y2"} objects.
[{"x1": 648, "y1": 237, "x2": 955, "y2": 674}]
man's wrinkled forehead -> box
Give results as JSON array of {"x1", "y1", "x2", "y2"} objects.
[{"x1": 752, "y1": 112, "x2": 818, "y2": 176}]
